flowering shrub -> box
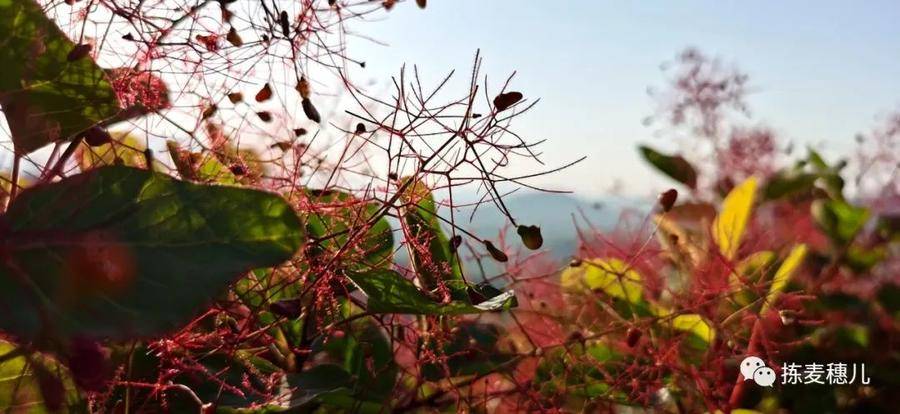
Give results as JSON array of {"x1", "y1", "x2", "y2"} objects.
[{"x1": 0, "y1": 2, "x2": 898, "y2": 414}]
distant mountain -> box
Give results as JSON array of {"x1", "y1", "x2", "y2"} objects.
[
  {"x1": 458, "y1": 192, "x2": 644, "y2": 260},
  {"x1": 392, "y1": 192, "x2": 647, "y2": 275}
]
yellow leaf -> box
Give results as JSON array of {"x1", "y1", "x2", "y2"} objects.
[
  {"x1": 561, "y1": 258, "x2": 642, "y2": 303},
  {"x1": 761, "y1": 244, "x2": 807, "y2": 313},
  {"x1": 713, "y1": 177, "x2": 758, "y2": 260},
  {"x1": 672, "y1": 314, "x2": 716, "y2": 343}
]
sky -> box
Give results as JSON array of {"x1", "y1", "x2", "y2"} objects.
[{"x1": 344, "y1": 0, "x2": 900, "y2": 198}]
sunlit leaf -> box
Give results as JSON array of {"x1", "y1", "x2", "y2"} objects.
[
  {"x1": 713, "y1": 176, "x2": 757, "y2": 260},
  {"x1": 761, "y1": 244, "x2": 807, "y2": 313},
  {"x1": 0, "y1": 340, "x2": 82, "y2": 412},
  {"x1": 561, "y1": 258, "x2": 642, "y2": 304},
  {"x1": 398, "y1": 177, "x2": 462, "y2": 292},
  {"x1": 0, "y1": 166, "x2": 303, "y2": 340},
  {"x1": 345, "y1": 269, "x2": 514, "y2": 315},
  {"x1": 0, "y1": 0, "x2": 125, "y2": 153}
]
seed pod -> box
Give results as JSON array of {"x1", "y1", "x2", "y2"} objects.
[
  {"x1": 227, "y1": 92, "x2": 243, "y2": 103},
  {"x1": 483, "y1": 240, "x2": 508, "y2": 263},
  {"x1": 626, "y1": 327, "x2": 642, "y2": 347},
  {"x1": 256, "y1": 111, "x2": 272, "y2": 122},
  {"x1": 302, "y1": 98, "x2": 321, "y2": 123},
  {"x1": 279, "y1": 11, "x2": 290, "y2": 37},
  {"x1": 387, "y1": 172, "x2": 398, "y2": 180},
  {"x1": 226, "y1": 27, "x2": 243, "y2": 47},
  {"x1": 255, "y1": 83, "x2": 272, "y2": 102},
  {"x1": 296, "y1": 77, "x2": 311, "y2": 99},
  {"x1": 293, "y1": 128, "x2": 307, "y2": 137},
  {"x1": 517, "y1": 225, "x2": 543, "y2": 250},
  {"x1": 569, "y1": 258, "x2": 582, "y2": 267},
  {"x1": 355, "y1": 123, "x2": 366, "y2": 134},
  {"x1": 202, "y1": 104, "x2": 218, "y2": 119},
  {"x1": 658, "y1": 188, "x2": 678, "y2": 212},
  {"x1": 82, "y1": 126, "x2": 111, "y2": 147},
  {"x1": 269, "y1": 298, "x2": 303, "y2": 318},
  {"x1": 67, "y1": 43, "x2": 92, "y2": 62},
  {"x1": 449, "y1": 235, "x2": 462, "y2": 253},
  {"x1": 493, "y1": 91, "x2": 523, "y2": 112},
  {"x1": 229, "y1": 164, "x2": 246, "y2": 176},
  {"x1": 416, "y1": 0, "x2": 427, "y2": 8}
]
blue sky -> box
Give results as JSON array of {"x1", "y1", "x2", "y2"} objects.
[{"x1": 348, "y1": 0, "x2": 900, "y2": 197}]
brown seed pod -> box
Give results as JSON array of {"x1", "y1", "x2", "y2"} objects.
[
  {"x1": 255, "y1": 83, "x2": 273, "y2": 102},
  {"x1": 302, "y1": 98, "x2": 321, "y2": 123},
  {"x1": 296, "y1": 77, "x2": 310, "y2": 99},
  {"x1": 483, "y1": 240, "x2": 508, "y2": 263},
  {"x1": 279, "y1": 11, "x2": 290, "y2": 37},
  {"x1": 82, "y1": 126, "x2": 111, "y2": 147},
  {"x1": 626, "y1": 327, "x2": 642, "y2": 347},
  {"x1": 416, "y1": 0, "x2": 427, "y2": 8},
  {"x1": 493, "y1": 91, "x2": 523, "y2": 112},
  {"x1": 355, "y1": 123, "x2": 366, "y2": 134},
  {"x1": 658, "y1": 188, "x2": 678, "y2": 212},
  {"x1": 517, "y1": 225, "x2": 543, "y2": 250},
  {"x1": 569, "y1": 258, "x2": 582, "y2": 267},
  {"x1": 269, "y1": 298, "x2": 303, "y2": 318},
  {"x1": 67, "y1": 43, "x2": 92, "y2": 62},
  {"x1": 256, "y1": 111, "x2": 272, "y2": 122},
  {"x1": 229, "y1": 164, "x2": 246, "y2": 176},
  {"x1": 202, "y1": 104, "x2": 218, "y2": 119},
  {"x1": 293, "y1": 128, "x2": 307, "y2": 137},
  {"x1": 449, "y1": 235, "x2": 463, "y2": 253},
  {"x1": 226, "y1": 27, "x2": 243, "y2": 47},
  {"x1": 227, "y1": 92, "x2": 243, "y2": 103}
]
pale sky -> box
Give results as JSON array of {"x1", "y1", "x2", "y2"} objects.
[{"x1": 344, "y1": 0, "x2": 900, "y2": 197}]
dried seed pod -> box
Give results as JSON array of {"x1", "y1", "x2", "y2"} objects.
[
  {"x1": 82, "y1": 126, "x2": 111, "y2": 147},
  {"x1": 269, "y1": 298, "x2": 303, "y2": 318},
  {"x1": 227, "y1": 92, "x2": 243, "y2": 103},
  {"x1": 569, "y1": 258, "x2": 582, "y2": 267},
  {"x1": 517, "y1": 225, "x2": 543, "y2": 250},
  {"x1": 256, "y1": 111, "x2": 272, "y2": 122},
  {"x1": 279, "y1": 11, "x2": 290, "y2": 37},
  {"x1": 449, "y1": 235, "x2": 462, "y2": 253},
  {"x1": 483, "y1": 240, "x2": 508, "y2": 263},
  {"x1": 626, "y1": 327, "x2": 642, "y2": 347},
  {"x1": 255, "y1": 83, "x2": 273, "y2": 102},
  {"x1": 202, "y1": 104, "x2": 218, "y2": 119},
  {"x1": 296, "y1": 77, "x2": 310, "y2": 99},
  {"x1": 229, "y1": 164, "x2": 246, "y2": 176},
  {"x1": 658, "y1": 188, "x2": 678, "y2": 212},
  {"x1": 383, "y1": 0, "x2": 396, "y2": 10},
  {"x1": 355, "y1": 123, "x2": 366, "y2": 134},
  {"x1": 226, "y1": 27, "x2": 243, "y2": 47},
  {"x1": 67, "y1": 43, "x2": 92, "y2": 62},
  {"x1": 302, "y1": 98, "x2": 321, "y2": 123},
  {"x1": 416, "y1": 0, "x2": 427, "y2": 8},
  {"x1": 493, "y1": 91, "x2": 523, "y2": 112},
  {"x1": 293, "y1": 128, "x2": 307, "y2": 137}
]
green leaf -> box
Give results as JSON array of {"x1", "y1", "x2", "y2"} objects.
[
  {"x1": 763, "y1": 170, "x2": 817, "y2": 200},
  {"x1": 0, "y1": 340, "x2": 82, "y2": 413},
  {"x1": 421, "y1": 323, "x2": 517, "y2": 381},
  {"x1": 713, "y1": 177, "x2": 757, "y2": 260},
  {"x1": 303, "y1": 189, "x2": 394, "y2": 269},
  {"x1": 811, "y1": 199, "x2": 869, "y2": 245},
  {"x1": 638, "y1": 145, "x2": 698, "y2": 189},
  {"x1": 398, "y1": 177, "x2": 462, "y2": 293},
  {"x1": 283, "y1": 364, "x2": 352, "y2": 407},
  {"x1": 0, "y1": 166, "x2": 303, "y2": 340},
  {"x1": 345, "y1": 269, "x2": 515, "y2": 315},
  {"x1": 0, "y1": 0, "x2": 125, "y2": 153}
]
